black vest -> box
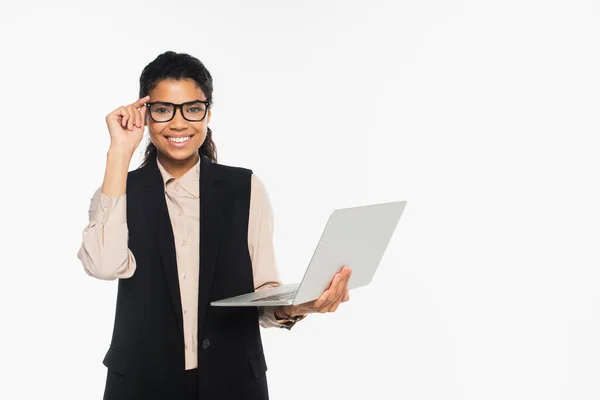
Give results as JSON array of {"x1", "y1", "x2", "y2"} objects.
[{"x1": 101, "y1": 155, "x2": 269, "y2": 400}]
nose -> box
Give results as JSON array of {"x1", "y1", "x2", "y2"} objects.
[{"x1": 168, "y1": 105, "x2": 188, "y2": 128}]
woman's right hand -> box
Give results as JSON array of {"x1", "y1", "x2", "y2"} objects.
[{"x1": 105, "y1": 95, "x2": 150, "y2": 155}]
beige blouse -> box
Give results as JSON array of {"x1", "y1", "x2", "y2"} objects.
[{"x1": 77, "y1": 156, "x2": 294, "y2": 370}]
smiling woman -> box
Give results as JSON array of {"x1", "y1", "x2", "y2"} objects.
[
  {"x1": 138, "y1": 58, "x2": 216, "y2": 178},
  {"x1": 76, "y1": 50, "x2": 350, "y2": 400}
]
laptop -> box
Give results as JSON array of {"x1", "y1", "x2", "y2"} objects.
[{"x1": 210, "y1": 200, "x2": 407, "y2": 307}]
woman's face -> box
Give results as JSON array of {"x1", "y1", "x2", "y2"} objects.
[{"x1": 146, "y1": 78, "x2": 211, "y2": 165}]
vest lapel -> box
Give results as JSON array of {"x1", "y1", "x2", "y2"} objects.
[
  {"x1": 198, "y1": 155, "x2": 223, "y2": 334},
  {"x1": 136, "y1": 155, "x2": 223, "y2": 340},
  {"x1": 138, "y1": 156, "x2": 184, "y2": 337}
]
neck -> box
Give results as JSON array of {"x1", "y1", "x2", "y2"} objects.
[{"x1": 157, "y1": 152, "x2": 200, "y2": 179}]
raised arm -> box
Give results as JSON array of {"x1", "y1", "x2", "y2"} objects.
[{"x1": 77, "y1": 95, "x2": 149, "y2": 280}]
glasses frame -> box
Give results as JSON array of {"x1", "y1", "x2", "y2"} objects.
[{"x1": 145, "y1": 99, "x2": 211, "y2": 123}]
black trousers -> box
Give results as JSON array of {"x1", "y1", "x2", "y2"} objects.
[{"x1": 184, "y1": 368, "x2": 198, "y2": 400}]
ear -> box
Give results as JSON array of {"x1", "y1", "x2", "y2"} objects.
[{"x1": 206, "y1": 108, "x2": 211, "y2": 123}]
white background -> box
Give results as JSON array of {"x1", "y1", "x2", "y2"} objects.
[{"x1": 1, "y1": 1, "x2": 599, "y2": 399}]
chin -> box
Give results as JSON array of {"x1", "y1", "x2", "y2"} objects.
[{"x1": 162, "y1": 148, "x2": 200, "y2": 161}]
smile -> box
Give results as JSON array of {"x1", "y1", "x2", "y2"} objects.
[{"x1": 167, "y1": 136, "x2": 191, "y2": 143}]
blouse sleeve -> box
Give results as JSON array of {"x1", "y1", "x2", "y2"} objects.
[{"x1": 77, "y1": 185, "x2": 137, "y2": 280}]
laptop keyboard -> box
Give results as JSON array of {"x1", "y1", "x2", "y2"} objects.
[{"x1": 250, "y1": 291, "x2": 296, "y2": 302}]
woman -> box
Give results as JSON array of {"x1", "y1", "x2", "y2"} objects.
[{"x1": 77, "y1": 51, "x2": 351, "y2": 400}]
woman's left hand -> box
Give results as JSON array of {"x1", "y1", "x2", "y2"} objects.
[{"x1": 278, "y1": 266, "x2": 352, "y2": 318}]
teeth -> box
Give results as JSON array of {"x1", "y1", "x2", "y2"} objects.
[{"x1": 168, "y1": 136, "x2": 190, "y2": 143}]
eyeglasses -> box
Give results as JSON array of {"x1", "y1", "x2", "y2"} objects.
[{"x1": 145, "y1": 99, "x2": 210, "y2": 122}]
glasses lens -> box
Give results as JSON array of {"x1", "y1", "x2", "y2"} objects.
[
  {"x1": 182, "y1": 101, "x2": 207, "y2": 121},
  {"x1": 150, "y1": 103, "x2": 174, "y2": 122}
]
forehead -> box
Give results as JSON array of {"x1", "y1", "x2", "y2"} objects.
[{"x1": 149, "y1": 79, "x2": 206, "y2": 102}]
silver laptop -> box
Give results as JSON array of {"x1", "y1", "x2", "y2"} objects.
[{"x1": 210, "y1": 200, "x2": 407, "y2": 307}]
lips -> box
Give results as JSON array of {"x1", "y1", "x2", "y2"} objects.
[
  {"x1": 164, "y1": 134, "x2": 194, "y2": 148},
  {"x1": 167, "y1": 136, "x2": 191, "y2": 143}
]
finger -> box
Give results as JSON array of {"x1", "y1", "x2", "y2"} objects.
[
  {"x1": 133, "y1": 96, "x2": 149, "y2": 127},
  {"x1": 133, "y1": 106, "x2": 143, "y2": 128},
  {"x1": 118, "y1": 106, "x2": 129, "y2": 128},
  {"x1": 340, "y1": 267, "x2": 352, "y2": 297},
  {"x1": 328, "y1": 270, "x2": 350, "y2": 311},
  {"x1": 328, "y1": 299, "x2": 341, "y2": 312},
  {"x1": 328, "y1": 292, "x2": 346, "y2": 312},
  {"x1": 325, "y1": 288, "x2": 339, "y2": 309},
  {"x1": 126, "y1": 105, "x2": 136, "y2": 130},
  {"x1": 331, "y1": 272, "x2": 344, "y2": 299},
  {"x1": 341, "y1": 267, "x2": 352, "y2": 293},
  {"x1": 340, "y1": 265, "x2": 351, "y2": 292},
  {"x1": 319, "y1": 293, "x2": 335, "y2": 311},
  {"x1": 314, "y1": 289, "x2": 331, "y2": 311},
  {"x1": 132, "y1": 95, "x2": 150, "y2": 109},
  {"x1": 323, "y1": 274, "x2": 342, "y2": 309},
  {"x1": 332, "y1": 267, "x2": 348, "y2": 302},
  {"x1": 342, "y1": 290, "x2": 349, "y2": 302},
  {"x1": 139, "y1": 103, "x2": 147, "y2": 128},
  {"x1": 129, "y1": 105, "x2": 138, "y2": 130},
  {"x1": 325, "y1": 270, "x2": 339, "y2": 290},
  {"x1": 107, "y1": 105, "x2": 126, "y2": 126}
]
